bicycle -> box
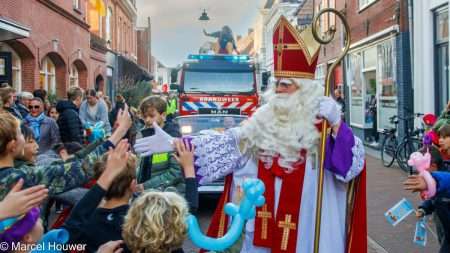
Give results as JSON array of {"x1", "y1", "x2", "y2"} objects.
[
  {"x1": 380, "y1": 115, "x2": 399, "y2": 167},
  {"x1": 380, "y1": 113, "x2": 425, "y2": 172},
  {"x1": 396, "y1": 114, "x2": 425, "y2": 173}
]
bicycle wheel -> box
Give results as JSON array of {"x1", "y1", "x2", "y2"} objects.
[
  {"x1": 381, "y1": 133, "x2": 398, "y2": 167},
  {"x1": 396, "y1": 138, "x2": 422, "y2": 173}
]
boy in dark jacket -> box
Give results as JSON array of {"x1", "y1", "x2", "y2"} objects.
[
  {"x1": 406, "y1": 125, "x2": 450, "y2": 253},
  {"x1": 136, "y1": 96, "x2": 183, "y2": 192},
  {"x1": 64, "y1": 139, "x2": 198, "y2": 252},
  {"x1": 56, "y1": 87, "x2": 84, "y2": 145}
]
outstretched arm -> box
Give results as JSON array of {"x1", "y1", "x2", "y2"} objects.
[
  {"x1": 134, "y1": 124, "x2": 247, "y2": 185},
  {"x1": 203, "y1": 29, "x2": 220, "y2": 38}
]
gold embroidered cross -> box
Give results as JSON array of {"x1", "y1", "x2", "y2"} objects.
[
  {"x1": 273, "y1": 22, "x2": 302, "y2": 73},
  {"x1": 257, "y1": 204, "x2": 272, "y2": 239},
  {"x1": 278, "y1": 214, "x2": 296, "y2": 251}
]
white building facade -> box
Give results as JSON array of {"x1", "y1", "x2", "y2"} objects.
[{"x1": 413, "y1": 0, "x2": 450, "y2": 116}]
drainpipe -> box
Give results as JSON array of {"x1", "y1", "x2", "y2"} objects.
[{"x1": 408, "y1": 0, "x2": 414, "y2": 87}]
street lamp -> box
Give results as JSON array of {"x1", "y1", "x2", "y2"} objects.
[{"x1": 198, "y1": 9, "x2": 210, "y2": 21}]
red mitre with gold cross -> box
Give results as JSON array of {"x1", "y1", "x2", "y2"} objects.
[{"x1": 273, "y1": 16, "x2": 321, "y2": 79}]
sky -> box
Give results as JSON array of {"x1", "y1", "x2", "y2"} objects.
[{"x1": 136, "y1": 0, "x2": 265, "y2": 67}]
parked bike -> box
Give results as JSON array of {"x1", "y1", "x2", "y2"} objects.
[{"x1": 381, "y1": 113, "x2": 428, "y2": 173}]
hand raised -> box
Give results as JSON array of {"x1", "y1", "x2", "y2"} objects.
[
  {"x1": 0, "y1": 179, "x2": 48, "y2": 220},
  {"x1": 98, "y1": 140, "x2": 130, "y2": 190},
  {"x1": 173, "y1": 139, "x2": 195, "y2": 178}
]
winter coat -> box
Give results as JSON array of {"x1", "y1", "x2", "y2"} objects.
[
  {"x1": 4, "y1": 105, "x2": 23, "y2": 121},
  {"x1": 15, "y1": 102, "x2": 29, "y2": 118},
  {"x1": 56, "y1": 100, "x2": 84, "y2": 145},
  {"x1": 24, "y1": 115, "x2": 61, "y2": 154}
]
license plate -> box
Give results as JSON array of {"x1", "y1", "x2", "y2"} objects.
[{"x1": 198, "y1": 108, "x2": 241, "y2": 115}]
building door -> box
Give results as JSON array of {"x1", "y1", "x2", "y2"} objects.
[
  {"x1": 435, "y1": 7, "x2": 449, "y2": 114},
  {"x1": 363, "y1": 70, "x2": 378, "y2": 144},
  {"x1": 0, "y1": 52, "x2": 12, "y2": 85}
]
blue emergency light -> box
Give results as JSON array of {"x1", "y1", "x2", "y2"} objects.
[{"x1": 188, "y1": 54, "x2": 249, "y2": 62}]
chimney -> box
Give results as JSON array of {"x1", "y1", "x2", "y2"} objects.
[{"x1": 248, "y1": 28, "x2": 254, "y2": 35}]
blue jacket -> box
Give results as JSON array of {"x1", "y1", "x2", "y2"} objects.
[
  {"x1": 24, "y1": 115, "x2": 61, "y2": 154},
  {"x1": 432, "y1": 172, "x2": 450, "y2": 198}
]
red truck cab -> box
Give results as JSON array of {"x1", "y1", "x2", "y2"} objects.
[{"x1": 179, "y1": 54, "x2": 258, "y2": 116}]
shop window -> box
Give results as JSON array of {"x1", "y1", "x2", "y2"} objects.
[
  {"x1": 363, "y1": 47, "x2": 377, "y2": 70},
  {"x1": 315, "y1": 64, "x2": 326, "y2": 86},
  {"x1": 377, "y1": 38, "x2": 397, "y2": 130},
  {"x1": 0, "y1": 43, "x2": 22, "y2": 92},
  {"x1": 40, "y1": 57, "x2": 56, "y2": 94},
  {"x1": 69, "y1": 64, "x2": 79, "y2": 87},
  {"x1": 346, "y1": 52, "x2": 364, "y2": 127}
]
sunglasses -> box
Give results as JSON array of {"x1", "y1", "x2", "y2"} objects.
[{"x1": 28, "y1": 105, "x2": 41, "y2": 110}]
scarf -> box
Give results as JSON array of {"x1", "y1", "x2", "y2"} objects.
[{"x1": 26, "y1": 113, "x2": 46, "y2": 141}]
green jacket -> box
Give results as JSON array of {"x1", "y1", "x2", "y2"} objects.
[
  {"x1": 0, "y1": 141, "x2": 109, "y2": 200},
  {"x1": 137, "y1": 152, "x2": 185, "y2": 193},
  {"x1": 434, "y1": 110, "x2": 450, "y2": 131},
  {"x1": 167, "y1": 98, "x2": 178, "y2": 116}
]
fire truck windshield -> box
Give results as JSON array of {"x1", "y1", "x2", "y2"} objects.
[{"x1": 183, "y1": 71, "x2": 255, "y2": 93}]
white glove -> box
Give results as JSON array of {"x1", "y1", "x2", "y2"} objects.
[
  {"x1": 317, "y1": 96, "x2": 341, "y2": 127},
  {"x1": 134, "y1": 122, "x2": 175, "y2": 156}
]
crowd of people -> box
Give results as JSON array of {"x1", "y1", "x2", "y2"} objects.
[
  {"x1": 0, "y1": 82, "x2": 195, "y2": 253},
  {"x1": 404, "y1": 101, "x2": 450, "y2": 253}
]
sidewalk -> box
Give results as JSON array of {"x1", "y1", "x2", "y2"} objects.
[{"x1": 366, "y1": 149, "x2": 440, "y2": 253}]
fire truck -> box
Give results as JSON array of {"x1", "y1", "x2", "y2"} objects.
[{"x1": 178, "y1": 54, "x2": 259, "y2": 116}]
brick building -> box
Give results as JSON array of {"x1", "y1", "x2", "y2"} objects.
[
  {"x1": 136, "y1": 17, "x2": 152, "y2": 74},
  {"x1": 100, "y1": 0, "x2": 150, "y2": 100},
  {"x1": 315, "y1": 0, "x2": 412, "y2": 145},
  {"x1": 0, "y1": 0, "x2": 101, "y2": 97}
]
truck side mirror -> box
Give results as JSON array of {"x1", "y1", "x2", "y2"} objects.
[{"x1": 261, "y1": 72, "x2": 271, "y2": 92}]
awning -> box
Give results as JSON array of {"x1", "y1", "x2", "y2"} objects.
[{"x1": 0, "y1": 17, "x2": 30, "y2": 41}]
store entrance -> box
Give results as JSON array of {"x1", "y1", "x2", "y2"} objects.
[{"x1": 363, "y1": 70, "x2": 378, "y2": 146}]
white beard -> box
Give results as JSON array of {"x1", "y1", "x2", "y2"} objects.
[{"x1": 239, "y1": 79, "x2": 323, "y2": 169}]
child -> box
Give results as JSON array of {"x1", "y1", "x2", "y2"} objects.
[
  {"x1": 412, "y1": 125, "x2": 450, "y2": 252},
  {"x1": 63, "y1": 140, "x2": 136, "y2": 252},
  {"x1": 122, "y1": 191, "x2": 188, "y2": 253},
  {"x1": 64, "y1": 139, "x2": 198, "y2": 252},
  {"x1": 0, "y1": 140, "x2": 130, "y2": 253},
  {"x1": 0, "y1": 107, "x2": 131, "y2": 200},
  {"x1": 137, "y1": 96, "x2": 183, "y2": 193},
  {"x1": 122, "y1": 140, "x2": 198, "y2": 253}
]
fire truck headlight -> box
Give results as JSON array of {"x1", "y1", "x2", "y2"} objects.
[{"x1": 181, "y1": 125, "x2": 193, "y2": 135}]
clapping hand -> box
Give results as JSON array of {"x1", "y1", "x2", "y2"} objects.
[{"x1": 0, "y1": 179, "x2": 48, "y2": 220}]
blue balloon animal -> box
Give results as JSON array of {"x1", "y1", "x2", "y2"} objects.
[
  {"x1": 187, "y1": 178, "x2": 265, "y2": 251},
  {"x1": 31, "y1": 229, "x2": 69, "y2": 253},
  {"x1": 85, "y1": 121, "x2": 106, "y2": 143}
]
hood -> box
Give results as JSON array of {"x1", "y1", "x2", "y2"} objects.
[{"x1": 56, "y1": 100, "x2": 78, "y2": 113}]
